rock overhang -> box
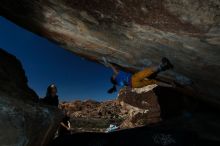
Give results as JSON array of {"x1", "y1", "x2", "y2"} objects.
[{"x1": 0, "y1": 0, "x2": 219, "y2": 105}]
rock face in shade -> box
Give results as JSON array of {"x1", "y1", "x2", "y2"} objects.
[
  {"x1": 0, "y1": 0, "x2": 220, "y2": 105},
  {"x1": 60, "y1": 85, "x2": 161, "y2": 132},
  {"x1": 0, "y1": 49, "x2": 38, "y2": 101},
  {"x1": 0, "y1": 48, "x2": 62, "y2": 146}
]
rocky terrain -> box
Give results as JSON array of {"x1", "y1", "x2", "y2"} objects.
[
  {"x1": 0, "y1": 0, "x2": 220, "y2": 105},
  {"x1": 0, "y1": 1, "x2": 220, "y2": 145},
  {"x1": 59, "y1": 85, "x2": 220, "y2": 143},
  {"x1": 55, "y1": 85, "x2": 220, "y2": 146},
  {"x1": 0, "y1": 48, "x2": 62, "y2": 146},
  {"x1": 0, "y1": 47, "x2": 220, "y2": 146},
  {"x1": 60, "y1": 85, "x2": 161, "y2": 132}
]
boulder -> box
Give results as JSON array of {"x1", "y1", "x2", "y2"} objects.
[
  {"x1": 0, "y1": 49, "x2": 62, "y2": 146},
  {"x1": 0, "y1": 97, "x2": 62, "y2": 146},
  {"x1": 118, "y1": 85, "x2": 161, "y2": 128}
]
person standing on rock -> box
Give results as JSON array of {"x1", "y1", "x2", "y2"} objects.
[
  {"x1": 105, "y1": 57, "x2": 174, "y2": 93},
  {"x1": 41, "y1": 84, "x2": 59, "y2": 106}
]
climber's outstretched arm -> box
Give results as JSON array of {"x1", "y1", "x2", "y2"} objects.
[
  {"x1": 102, "y1": 57, "x2": 119, "y2": 75},
  {"x1": 109, "y1": 63, "x2": 119, "y2": 75}
]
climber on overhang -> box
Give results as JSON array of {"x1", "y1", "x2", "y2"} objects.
[
  {"x1": 41, "y1": 84, "x2": 59, "y2": 106},
  {"x1": 104, "y1": 57, "x2": 174, "y2": 94}
]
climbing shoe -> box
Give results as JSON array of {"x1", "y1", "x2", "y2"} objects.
[{"x1": 160, "y1": 57, "x2": 174, "y2": 71}]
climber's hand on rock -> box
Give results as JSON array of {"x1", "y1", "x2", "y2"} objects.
[{"x1": 102, "y1": 57, "x2": 110, "y2": 67}]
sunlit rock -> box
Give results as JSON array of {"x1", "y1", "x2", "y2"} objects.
[
  {"x1": 118, "y1": 86, "x2": 161, "y2": 128},
  {"x1": 60, "y1": 85, "x2": 161, "y2": 132}
]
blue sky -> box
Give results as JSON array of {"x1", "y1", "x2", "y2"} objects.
[{"x1": 0, "y1": 16, "x2": 118, "y2": 101}]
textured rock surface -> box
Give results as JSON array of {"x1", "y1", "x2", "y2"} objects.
[
  {"x1": 60, "y1": 85, "x2": 161, "y2": 132},
  {"x1": 0, "y1": 49, "x2": 62, "y2": 146},
  {"x1": 60, "y1": 100, "x2": 122, "y2": 132},
  {"x1": 118, "y1": 86, "x2": 161, "y2": 128},
  {"x1": 0, "y1": 0, "x2": 220, "y2": 105},
  {"x1": 61, "y1": 85, "x2": 220, "y2": 141}
]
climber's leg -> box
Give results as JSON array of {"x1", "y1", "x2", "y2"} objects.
[
  {"x1": 131, "y1": 67, "x2": 158, "y2": 88},
  {"x1": 132, "y1": 67, "x2": 156, "y2": 82},
  {"x1": 131, "y1": 57, "x2": 173, "y2": 88},
  {"x1": 132, "y1": 78, "x2": 158, "y2": 88}
]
